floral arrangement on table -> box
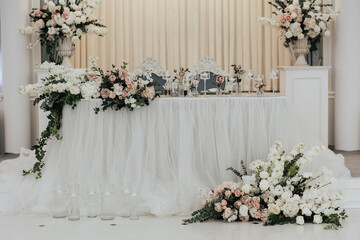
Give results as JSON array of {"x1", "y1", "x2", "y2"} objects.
[
  {"x1": 183, "y1": 141, "x2": 347, "y2": 230},
  {"x1": 230, "y1": 64, "x2": 245, "y2": 83},
  {"x1": 258, "y1": 0, "x2": 339, "y2": 51},
  {"x1": 19, "y1": 58, "x2": 157, "y2": 178},
  {"x1": 19, "y1": 0, "x2": 107, "y2": 62},
  {"x1": 173, "y1": 67, "x2": 190, "y2": 82},
  {"x1": 254, "y1": 81, "x2": 266, "y2": 92}
]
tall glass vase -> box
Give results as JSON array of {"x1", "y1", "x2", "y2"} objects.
[
  {"x1": 236, "y1": 82, "x2": 242, "y2": 95},
  {"x1": 52, "y1": 183, "x2": 67, "y2": 218},
  {"x1": 68, "y1": 184, "x2": 80, "y2": 221},
  {"x1": 101, "y1": 184, "x2": 115, "y2": 220}
]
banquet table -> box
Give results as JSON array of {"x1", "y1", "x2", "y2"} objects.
[{"x1": 0, "y1": 95, "x2": 350, "y2": 216}]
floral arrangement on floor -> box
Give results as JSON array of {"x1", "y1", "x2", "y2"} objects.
[
  {"x1": 258, "y1": 0, "x2": 340, "y2": 51},
  {"x1": 183, "y1": 141, "x2": 347, "y2": 230},
  {"x1": 19, "y1": 0, "x2": 107, "y2": 61},
  {"x1": 230, "y1": 64, "x2": 245, "y2": 83},
  {"x1": 19, "y1": 58, "x2": 157, "y2": 178}
]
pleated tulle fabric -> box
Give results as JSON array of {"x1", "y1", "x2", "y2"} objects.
[{"x1": 0, "y1": 97, "x2": 351, "y2": 216}]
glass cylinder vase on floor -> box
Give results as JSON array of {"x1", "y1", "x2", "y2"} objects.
[
  {"x1": 121, "y1": 182, "x2": 132, "y2": 218},
  {"x1": 52, "y1": 183, "x2": 67, "y2": 218},
  {"x1": 68, "y1": 184, "x2": 80, "y2": 221},
  {"x1": 101, "y1": 183, "x2": 115, "y2": 220}
]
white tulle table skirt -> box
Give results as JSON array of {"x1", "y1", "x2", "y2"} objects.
[{"x1": 0, "y1": 97, "x2": 350, "y2": 216}]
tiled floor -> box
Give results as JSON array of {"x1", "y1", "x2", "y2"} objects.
[{"x1": 0, "y1": 210, "x2": 359, "y2": 240}]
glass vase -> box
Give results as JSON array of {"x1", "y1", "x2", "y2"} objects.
[
  {"x1": 129, "y1": 192, "x2": 140, "y2": 220},
  {"x1": 52, "y1": 184, "x2": 67, "y2": 218},
  {"x1": 120, "y1": 183, "x2": 132, "y2": 218},
  {"x1": 256, "y1": 87, "x2": 264, "y2": 96},
  {"x1": 216, "y1": 84, "x2": 222, "y2": 96},
  {"x1": 101, "y1": 184, "x2": 115, "y2": 220},
  {"x1": 236, "y1": 82, "x2": 242, "y2": 96},
  {"x1": 87, "y1": 190, "x2": 98, "y2": 218},
  {"x1": 68, "y1": 184, "x2": 80, "y2": 221}
]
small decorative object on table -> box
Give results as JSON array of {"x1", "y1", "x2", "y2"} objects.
[
  {"x1": 258, "y1": 0, "x2": 340, "y2": 66},
  {"x1": 183, "y1": 141, "x2": 348, "y2": 230},
  {"x1": 87, "y1": 189, "x2": 98, "y2": 218},
  {"x1": 19, "y1": 0, "x2": 107, "y2": 67},
  {"x1": 246, "y1": 70, "x2": 254, "y2": 95},
  {"x1": 231, "y1": 64, "x2": 245, "y2": 95},
  {"x1": 254, "y1": 74, "x2": 265, "y2": 96},
  {"x1": 192, "y1": 75, "x2": 200, "y2": 97},
  {"x1": 215, "y1": 75, "x2": 225, "y2": 96},
  {"x1": 269, "y1": 70, "x2": 279, "y2": 95},
  {"x1": 173, "y1": 67, "x2": 189, "y2": 97},
  {"x1": 200, "y1": 72, "x2": 210, "y2": 96}
]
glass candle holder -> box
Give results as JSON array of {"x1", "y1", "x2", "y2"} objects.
[
  {"x1": 120, "y1": 183, "x2": 132, "y2": 218},
  {"x1": 129, "y1": 192, "x2": 140, "y2": 220},
  {"x1": 101, "y1": 184, "x2": 115, "y2": 220},
  {"x1": 87, "y1": 190, "x2": 98, "y2": 218},
  {"x1": 67, "y1": 184, "x2": 80, "y2": 221},
  {"x1": 52, "y1": 184, "x2": 67, "y2": 218}
]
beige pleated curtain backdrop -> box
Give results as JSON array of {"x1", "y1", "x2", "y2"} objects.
[{"x1": 71, "y1": 0, "x2": 292, "y2": 91}]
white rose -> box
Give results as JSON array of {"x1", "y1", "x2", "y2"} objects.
[
  {"x1": 313, "y1": 25, "x2": 321, "y2": 33},
  {"x1": 75, "y1": 17, "x2": 82, "y2": 24},
  {"x1": 259, "y1": 171, "x2": 269, "y2": 179},
  {"x1": 69, "y1": 86, "x2": 80, "y2": 95},
  {"x1": 285, "y1": 31, "x2": 293, "y2": 39},
  {"x1": 72, "y1": 36, "x2": 80, "y2": 42},
  {"x1": 241, "y1": 184, "x2": 252, "y2": 194},
  {"x1": 239, "y1": 205, "x2": 249, "y2": 217},
  {"x1": 314, "y1": 6, "x2": 321, "y2": 11},
  {"x1": 296, "y1": 216, "x2": 305, "y2": 225},
  {"x1": 47, "y1": 1, "x2": 56, "y2": 11},
  {"x1": 302, "y1": 208, "x2": 312, "y2": 216},
  {"x1": 59, "y1": 0, "x2": 66, "y2": 5},
  {"x1": 259, "y1": 180, "x2": 270, "y2": 192},
  {"x1": 324, "y1": 30, "x2": 331, "y2": 37},
  {"x1": 281, "y1": 191, "x2": 292, "y2": 201},
  {"x1": 298, "y1": 33, "x2": 305, "y2": 40},
  {"x1": 319, "y1": 21, "x2": 326, "y2": 30},
  {"x1": 268, "y1": 204, "x2": 281, "y2": 215},
  {"x1": 303, "y1": 2, "x2": 310, "y2": 10},
  {"x1": 293, "y1": 0, "x2": 299, "y2": 5},
  {"x1": 313, "y1": 215, "x2": 323, "y2": 224},
  {"x1": 291, "y1": 12, "x2": 297, "y2": 19}
]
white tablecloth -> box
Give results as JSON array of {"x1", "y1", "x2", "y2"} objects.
[{"x1": 0, "y1": 96, "x2": 350, "y2": 216}]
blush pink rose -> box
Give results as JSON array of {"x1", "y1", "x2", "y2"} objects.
[
  {"x1": 34, "y1": 9, "x2": 42, "y2": 16},
  {"x1": 293, "y1": 8, "x2": 298, "y2": 13},
  {"x1": 122, "y1": 91, "x2": 127, "y2": 97},
  {"x1": 285, "y1": 15, "x2": 292, "y2": 21},
  {"x1": 118, "y1": 96, "x2": 123, "y2": 100},
  {"x1": 62, "y1": 12, "x2": 69, "y2": 19},
  {"x1": 254, "y1": 202, "x2": 260, "y2": 209},
  {"x1": 279, "y1": 17, "x2": 285, "y2": 23},
  {"x1": 284, "y1": 7, "x2": 290, "y2": 12},
  {"x1": 264, "y1": 198, "x2": 268, "y2": 203},
  {"x1": 225, "y1": 190, "x2": 232, "y2": 198},
  {"x1": 214, "y1": 190, "x2": 220, "y2": 198},
  {"x1": 125, "y1": 76, "x2": 132, "y2": 85},
  {"x1": 109, "y1": 91, "x2": 116, "y2": 99},
  {"x1": 109, "y1": 75, "x2": 116, "y2": 82},
  {"x1": 127, "y1": 84, "x2": 133, "y2": 89},
  {"x1": 218, "y1": 186, "x2": 225, "y2": 192},
  {"x1": 214, "y1": 203, "x2": 223, "y2": 212},
  {"x1": 245, "y1": 198, "x2": 254, "y2": 208},
  {"x1": 234, "y1": 189, "x2": 242, "y2": 197},
  {"x1": 234, "y1": 200, "x2": 242, "y2": 209},
  {"x1": 101, "y1": 88, "x2": 110, "y2": 99},
  {"x1": 254, "y1": 212, "x2": 261, "y2": 219},
  {"x1": 221, "y1": 199, "x2": 227, "y2": 207},
  {"x1": 240, "y1": 216, "x2": 250, "y2": 222}
]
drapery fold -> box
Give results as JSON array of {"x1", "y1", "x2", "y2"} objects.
[
  {"x1": 0, "y1": 97, "x2": 350, "y2": 216},
  {"x1": 71, "y1": 0, "x2": 291, "y2": 91}
]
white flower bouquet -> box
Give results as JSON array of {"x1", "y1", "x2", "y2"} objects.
[
  {"x1": 20, "y1": 0, "x2": 107, "y2": 60},
  {"x1": 258, "y1": 0, "x2": 340, "y2": 51},
  {"x1": 183, "y1": 141, "x2": 347, "y2": 229}
]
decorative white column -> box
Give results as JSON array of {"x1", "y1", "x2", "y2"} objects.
[
  {"x1": 279, "y1": 66, "x2": 330, "y2": 145},
  {"x1": 0, "y1": 0, "x2": 32, "y2": 153},
  {"x1": 333, "y1": 0, "x2": 360, "y2": 151}
]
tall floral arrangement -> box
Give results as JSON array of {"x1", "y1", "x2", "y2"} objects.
[
  {"x1": 258, "y1": 0, "x2": 340, "y2": 51},
  {"x1": 184, "y1": 141, "x2": 347, "y2": 230},
  {"x1": 20, "y1": 0, "x2": 107, "y2": 61}
]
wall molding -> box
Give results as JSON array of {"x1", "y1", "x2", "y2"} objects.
[{"x1": 328, "y1": 91, "x2": 335, "y2": 99}]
